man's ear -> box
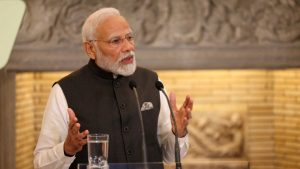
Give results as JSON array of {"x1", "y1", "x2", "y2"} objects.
[{"x1": 83, "y1": 42, "x2": 96, "y2": 59}]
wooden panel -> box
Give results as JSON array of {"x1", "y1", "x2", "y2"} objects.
[{"x1": 0, "y1": 69, "x2": 16, "y2": 169}]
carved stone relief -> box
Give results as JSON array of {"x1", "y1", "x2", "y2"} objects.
[
  {"x1": 16, "y1": 0, "x2": 300, "y2": 48},
  {"x1": 187, "y1": 111, "x2": 243, "y2": 158}
]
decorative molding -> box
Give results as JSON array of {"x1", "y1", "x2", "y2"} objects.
[
  {"x1": 8, "y1": 45, "x2": 300, "y2": 71},
  {"x1": 15, "y1": 0, "x2": 300, "y2": 47},
  {"x1": 8, "y1": 0, "x2": 300, "y2": 70}
]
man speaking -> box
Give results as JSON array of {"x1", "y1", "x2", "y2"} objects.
[{"x1": 34, "y1": 7, "x2": 193, "y2": 169}]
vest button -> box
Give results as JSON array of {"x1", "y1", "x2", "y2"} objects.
[
  {"x1": 123, "y1": 126, "x2": 129, "y2": 132},
  {"x1": 121, "y1": 103, "x2": 126, "y2": 109},
  {"x1": 120, "y1": 103, "x2": 126, "y2": 111},
  {"x1": 127, "y1": 149, "x2": 132, "y2": 155},
  {"x1": 114, "y1": 81, "x2": 120, "y2": 88}
]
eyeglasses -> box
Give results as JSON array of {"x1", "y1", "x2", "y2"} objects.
[{"x1": 89, "y1": 33, "x2": 135, "y2": 48}]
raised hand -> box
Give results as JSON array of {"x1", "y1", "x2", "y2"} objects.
[
  {"x1": 169, "y1": 92, "x2": 193, "y2": 138},
  {"x1": 63, "y1": 108, "x2": 89, "y2": 156}
]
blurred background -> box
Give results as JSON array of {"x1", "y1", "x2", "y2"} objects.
[{"x1": 1, "y1": 0, "x2": 300, "y2": 169}]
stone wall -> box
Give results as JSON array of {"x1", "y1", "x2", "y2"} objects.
[
  {"x1": 8, "y1": 1, "x2": 300, "y2": 169},
  {"x1": 158, "y1": 70, "x2": 274, "y2": 169},
  {"x1": 8, "y1": 0, "x2": 300, "y2": 70},
  {"x1": 15, "y1": 69, "x2": 300, "y2": 169},
  {"x1": 273, "y1": 70, "x2": 300, "y2": 169},
  {"x1": 13, "y1": 69, "x2": 277, "y2": 169}
]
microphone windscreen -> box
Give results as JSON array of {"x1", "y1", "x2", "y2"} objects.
[
  {"x1": 155, "y1": 81, "x2": 164, "y2": 90},
  {"x1": 129, "y1": 80, "x2": 137, "y2": 89}
]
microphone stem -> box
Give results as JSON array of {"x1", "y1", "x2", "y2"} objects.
[
  {"x1": 132, "y1": 87, "x2": 148, "y2": 169},
  {"x1": 160, "y1": 90, "x2": 182, "y2": 169}
]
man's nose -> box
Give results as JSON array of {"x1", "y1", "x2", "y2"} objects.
[{"x1": 121, "y1": 39, "x2": 135, "y2": 52}]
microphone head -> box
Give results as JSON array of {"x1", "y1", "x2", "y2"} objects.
[
  {"x1": 155, "y1": 81, "x2": 164, "y2": 90},
  {"x1": 129, "y1": 80, "x2": 137, "y2": 89}
]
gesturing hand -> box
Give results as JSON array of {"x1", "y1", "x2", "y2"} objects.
[
  {"x1": 169, "y1": 92, "x2": 193, "y2": 138},
  {"x1": 63, "y1": 108, "x2": 89, "y2": 156}
]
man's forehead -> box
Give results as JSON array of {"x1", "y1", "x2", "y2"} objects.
[
  {"x1": 96, "y1": 15, "x2": 131, "y2": 38},
  {"x1": 108, "y1": 29, "x2": 133, "y2": 39}
]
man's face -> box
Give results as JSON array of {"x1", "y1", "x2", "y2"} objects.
[{"x1": 91, "y1": 15, "x2": 136, "y2": 76}]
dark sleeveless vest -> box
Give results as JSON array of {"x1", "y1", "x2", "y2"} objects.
[{"x1": 57, "y1": 60, "x2": 164, "y2": 169}]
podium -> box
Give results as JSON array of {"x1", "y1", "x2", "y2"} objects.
[{"x1": 77, "y1": 160, "x2": 249, "y2": 169}]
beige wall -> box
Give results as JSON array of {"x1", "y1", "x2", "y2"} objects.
[
  {"x1": 16, "y1": 73, "x2": 35, "y2": 169},
  {"x1": 273, "y1": 70, "x2": 300, "y2": 169},
  {"x1": 15, "y1": 69, "x2": 300, "y2": 169},
  {"x1": 158, "y1": 70, "x2": 274, "y2": 169},
  {"x1": 15, "y1": 72, "x2": 68, "y2": 169}
]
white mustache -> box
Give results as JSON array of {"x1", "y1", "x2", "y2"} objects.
[{"x1": 118, "y1": 51, "x2": 135, "y2": 62}]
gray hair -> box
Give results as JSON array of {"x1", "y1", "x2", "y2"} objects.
[{"x1": 81, "y1": 7, "x2": 121, "y2": 42}]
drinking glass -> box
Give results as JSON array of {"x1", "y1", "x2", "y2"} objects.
[{"x1": 87, "y1": 133, "x2": 109, "y2": 169}]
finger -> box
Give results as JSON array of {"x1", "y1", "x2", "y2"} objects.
[
  {"x1": 180, "y1": 106, "x2": 187, "y2": 117},
  {"x1": 71, "y1": 122, "x2": 80, "y2": 135},
  {"x1": 179, "y1": 107, "x2": 191, "y2": 123},
  {"x1": 79, "y1": 138, "x2": 88, "y2": 146},
  {"x1": 187, "y1": 98, "x2": 193, "y2": 110},
  {"x1": 169, "y1": 91, "x2": 177, "y2": 112},
  {"x1": 78, "y1": 130, "x2": 89, "y2": 139},
  {"x1": 182, "y1": 117, "x2": 190, "y2": 127},
  {"x1": 67, "y1": 108, "x2": 76, "y2": 120},
  {"x1": 182, "y1": 95, "x2": 190, "y2": 108},
  {"x1": 82, "y1": 130, "x2": 89, "y2": 138},
  {"x1": 186, "y1": 108, "x2": 192, "y2": 119},
  {"x1": 68, "y1": 108, "x2": 78, "y2": 128},
  {"x1": 77, "y1": 130, "x2": 89, "y2": 146}
]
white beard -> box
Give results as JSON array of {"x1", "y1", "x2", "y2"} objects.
[{"x1": 95, "y1": 48, "x2": 137, "y2": 76}]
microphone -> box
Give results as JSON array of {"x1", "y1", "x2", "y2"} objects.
[
  {"x1": 129, "y1": 81, "x2": 148, "y2": 169},
  {"x1": 155, "y1": 81, "x2": 182, "y2": 169}
]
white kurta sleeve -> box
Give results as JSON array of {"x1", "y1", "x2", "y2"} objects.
[
  {"x1": 157, "y1": 88, "x2": 189, "y2": 163},
  {"x1": 34, "y1": 84, "x2": 75, "y2": 169}
]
